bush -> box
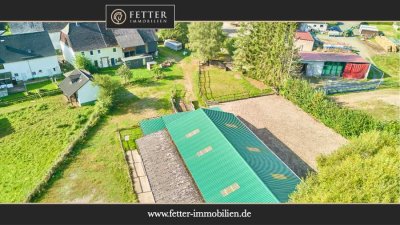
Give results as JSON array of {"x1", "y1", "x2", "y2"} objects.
[
  {"x1": 75, "y1": 55, "x2": 97, "y2": 73},
  {"x1": 280, "y1": 78, "x2": 399, "y2": 138},
  {"x1": 290, "y1": 131, "x2": 400, "y2": 203}
]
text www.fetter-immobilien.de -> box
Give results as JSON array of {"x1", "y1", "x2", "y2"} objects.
[{"x1": 147, "y1": 209, "x2": 252, "y2": 218}]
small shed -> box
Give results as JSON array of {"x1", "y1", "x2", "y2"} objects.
[
  {"x1": 164, "y1": 40, "x2": 182, "y2": 51},
  {"x1": 359, "y1": 25, "x2": 379, "y2": 39},
  {"x1": 58, "y1": 69, "x2": 99, "y2": 106},
  {"x1": 300, "y1": 52, "x2": 371, "y2": 79},
  {"x1": 122, "y1": 55, "x2": 153, "y2": 69}
]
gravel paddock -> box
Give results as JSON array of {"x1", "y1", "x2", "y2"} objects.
[{"x1": 218, "y1": 95, "x2": 348, "y2": 177}]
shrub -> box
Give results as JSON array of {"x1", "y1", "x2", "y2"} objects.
[
  {"x1": 290, "y1": 131, "x2": 400, "y2": 203},
  {"x1": 280, "y1": 78, "x2": 398, "y2": 138},
  {"x1": 75, "y1": 55, "x2": 97, "y2": 73}
]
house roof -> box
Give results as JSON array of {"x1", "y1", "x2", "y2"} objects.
[
  {"x1": 58, "y1": 69, "x2": 93, "y2": 97},
  {"x1": 9, "y1": 22, "x2": 68, "y2": 34},
  {"x1": 139, "y1": 108, "x2": 300, "y2": 203},
  {"x1": 63, "y1": 22, "x2": 118, "y2": 52},
  {"x1": 62, "y1": 22, "x2": 157, "y2": 51},
  {"x1": 295, "y1": 31, "x2": 314, "y2": 41},
  {"x1": 8, "y1": 22, "x2": 44, "y2": 34},
  {"x1": 299, "y1": 52, "x2": 369, "y2": 63},
  {"x1": 359, "y1": 25, "x2": 379, "y2": 32},
  {"x1": 112, "y1": 29, "x2": 144, "y2": 48},
  {"x1": 0, "y1": 31, "x2": 56, "y2": 64},
  {"x1": 137, "y1": 29, "x2": 158, "y2": 43},
  {"x1": 136, "y1": 130, "x2": 204, "y2": 203},
  {"x1": 42, "y1": 22, "x2": 68, "y2": 33}
]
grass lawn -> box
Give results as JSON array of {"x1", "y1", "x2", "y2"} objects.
[
  {"x1": 37, "y1": 56, "x2": 185, "y2": 203},
  {"x1": 120, "y1": 127, "x2": 142, "y2": 151},
  {"x1": 0, "y1": 95, "x2": 94, "y2": 202},
  {"x1": 196, "y1": 66, "x2": 273, "y2": 102},
  {"x1": 355, "y1": 100, "x2": 400, "y2": 121},
  {"x1": 372, "y1": 53, "x2": 400, "y2": 89},
  {"x1": 0, "y1": 79, "x2": 60, "y2": 102}
]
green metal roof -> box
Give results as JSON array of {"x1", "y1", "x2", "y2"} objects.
[{"x1": 139, "y1": 108, "x2": 300, "y2": 203}]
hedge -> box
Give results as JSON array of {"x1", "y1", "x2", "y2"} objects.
[{"x1": 280, "y1": 78, "x2": 400, "y2": 138}]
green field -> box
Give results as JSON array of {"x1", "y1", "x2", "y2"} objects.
[
  {"x1": 36, "y1": 49, "x2": 185, "y2": 203},
  {"x1": 372, "y1": 53, "x2": 400, "y2": 89},
  {"x1": 0, "y1": 95, "x2": 94, "y2": 202}
]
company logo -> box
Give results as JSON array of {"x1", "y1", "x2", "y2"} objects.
[
  {"x1": 110, "y1": 9, "x2": 127, "y2": 25},
  {"x1": 106, "y1": 5, "x2": 175, "y2": 28}
]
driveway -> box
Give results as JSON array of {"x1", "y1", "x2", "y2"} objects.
[{"x1": 217, "y1": 95, "x2": 347, "y2": 177}]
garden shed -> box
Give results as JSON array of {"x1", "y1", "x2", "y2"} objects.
[
  {"x1": 139, "y1": 108, "x2": 300, "y2": 203},
  {"x1": 300, "y1": 52, "x2": 371, "y2": 79},
  {"x1": 122, "y1": 54, "x2": 153, "y2": 69},
  {"x1": 164, "y1": 40, "x2": 182, "y2": 51}
]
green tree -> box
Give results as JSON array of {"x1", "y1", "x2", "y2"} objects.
[
  {"x1": 224, "y1": 37, "x2": 236, "y2": 56},
  {"x1": 75, "y1": 55, "x2": 97, "y2": 73},
  {"x1": 187, "y1": 22, "x2": 226, "y2": 62},
  {"x1": 116, "y1": 64, "x2": 132, "y2": 84},
  {"x1": 158, "y1": 22, "x2": 190, "y2": 46},
  {"x1": 290, "y1": 131, "x2": 400, "y2": 203},
  {"x1": 93, "y1": 75, "x2": 122, "y2": 110},
  {"x1": 151, "y1": 64, "x2": 164, "y2": 80},
  {"x1": 234, "y1": 22, "x2": 299, "y2": 90}
]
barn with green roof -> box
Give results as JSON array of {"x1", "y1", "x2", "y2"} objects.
[{"x1": 139, "y1": 108, "x2": 300, "y2": 203}]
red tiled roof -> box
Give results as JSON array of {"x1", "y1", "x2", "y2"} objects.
[
  {"x1": 295, "y1": 31, "x2": 314, "y2": 41},
  {"x1": 299, "y1": 52, "x2": 369, "y2": 64}
]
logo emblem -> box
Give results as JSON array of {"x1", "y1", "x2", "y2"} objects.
[{"x1": 110, "y1": 9, "x2": 127, "y2": 25}]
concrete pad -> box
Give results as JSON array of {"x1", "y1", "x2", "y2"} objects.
[
  {"x1": 138, "y1": 192, "x2": 155, "y2": 203},
  {"x1": 132, "y1": 150, "x2": 142, "y2": 163},
  {"x1": 134, "y1": 162, "x2": 146, "y2": 177},
  {"x1": 133, "y1": 178, "x2": 142, "y2": 193},
  {"x1": 139, "y1": 176, "x2": 152, "y2": 192}
]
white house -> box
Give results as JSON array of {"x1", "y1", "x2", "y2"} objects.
[
  {"x1": 60, "y1": 22, "x2": 158, "y2": 68},
  {"x1": 0, "y1": 31, "x2": 61, "y2": 81},
  {"x1": 299, "y1": 22, "x2": 328, "y2": 33},
  {"x1": 294, "y1": 31, "x2": 314, "y2": 52},
  {"x1": 58, "y1": 69, "x2": 99, "y2": 106},
  {"x1": 8, "y1": 22, "x2": 67, "y2": 50}
]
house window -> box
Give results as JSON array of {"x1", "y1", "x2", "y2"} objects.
[
  {"x1": 124, "y1": 50, "x2": 135, "y2": 58},
  {"x1": 113, "y1": 48, "x2": 116, "y2": 52},
  {"x1": 14, "y1": 73, "x2": 18, "y2": 77},
  {"x1": 32, "y1": 72, "x2": 36, "y2": 76},
  {"x1": 0, "y1": 64, "x2": 4, "y2": 69},
  {"x1": 53, "y1": 68, "x2": 56, "y2": 71},
  {"x1": 320, "y1": 24, "x2": 324, "y2": 28},
  {"x1": 98, "y1": 50, "x2": 101, "y2": 54},
  {"x1": 313, "y1": 24, "x2": 317, "y2": 27},
  {"x1": 81, "y1": 52, "x2": 85, "y2": 56},
  {"x1": 90, "y1": 50, "x2": 93, "y2": 55},
  {"x1": 94, "y1": 60, "x2": 99, "y2": 67},
  {"x1": 39, "y1": 70, "x2": 43, "y2": 73}
]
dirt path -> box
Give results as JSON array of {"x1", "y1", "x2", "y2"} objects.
[
  {"x1": 179, "y1": 59, "x2": 197, "y2": 101},
  {"x1": 217, "y1": 95, "x2": 348, "y2": 177},
  {"x1": 333, "y1": 89, "x2": 400, "y2": 107}
]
